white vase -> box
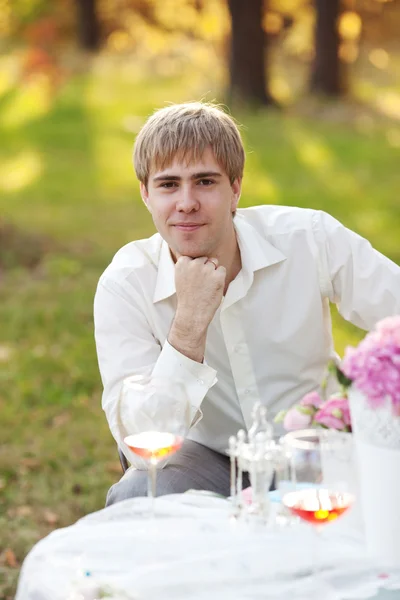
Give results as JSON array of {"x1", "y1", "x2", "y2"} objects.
[
  {"x1": 349, "y1": 386, "x2": 400, "y2": 568},
  {"x1": 320, "y1": 430, "x2": 364, "y2": 538}
]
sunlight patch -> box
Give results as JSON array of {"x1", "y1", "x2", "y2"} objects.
[
  {"x1": 353, "y1": 210, "x2": 386, "y2": 241},
  {"x1": 0, "y1": 150, "x2": 43, "y2": 192},
  {"x1": 0, "y1": 345, "x2": 14, "y2": 363},
  {"x1": 0, "y1": 62, "x2": 15, "y2": 98},
  {"x1": 369, "y1": 48, "x2": 390, "y2": 71},
  {"x1": 376, "y1": 92, "x2": 400, "y2": 121},
  {"x1": 271, "y1": 76, "x2": 292, "y2": 104},
  {"x1": 291, "y1": 130, "x2": 334, "y2": 171},
  {"x1": 289, "y1": 126, "x2": 361, "y2": 197},
  {"x1": 386, "y1": 129, "x2": 400, "y2": 148},
  {"x1": 0, "y1": 75, "x2": 52, "y2": 128},
  {"x1": 243, "y1": 171, "x2": 279, "y2": 202}
]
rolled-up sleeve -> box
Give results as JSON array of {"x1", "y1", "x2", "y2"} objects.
[
  {"x1": 312, "y1": 210, "x2": 400, "y2": 331},
  {"x1": 94, "y1": 276, "x2": 217, "y2": 468}
]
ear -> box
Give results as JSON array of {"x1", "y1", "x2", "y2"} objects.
[
  {"x1": 231, "y1": 177, "x2": 242, "y2": 213},
  {"x1": 140, "y1": 182, "x2": 151, "y2": 212}
]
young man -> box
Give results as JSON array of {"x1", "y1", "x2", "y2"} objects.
[{"x1": 94, "y1": 102, "x2": 400, "y2": 505}]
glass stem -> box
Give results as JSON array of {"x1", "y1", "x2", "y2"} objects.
[
  {"x1": 230, "y1": 455, "x2": 237, "y2": 516},
  {"x1": 310, "y1": 525, "x2": 323, "y2": 580},
  {"x1": 148, "y1": 458, "x2": 157, "y2": 517},
  {"x1": 236, "y1": 464, "x2": 243, "y2": 512}
]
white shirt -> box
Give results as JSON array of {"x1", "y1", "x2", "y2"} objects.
[{"x1": 94, "y1": 205, "x2": 400, "y2": 466}]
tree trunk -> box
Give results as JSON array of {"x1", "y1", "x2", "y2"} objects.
[
  {"x1": 310, "y1": 0, "x2": 346, "y2": 96},
  {"x1": 76, "y1": 0, "x2": 100, "y2": 51},
  {"x1": 227, "y1": 0, "x2": 275, "y2": 106}
]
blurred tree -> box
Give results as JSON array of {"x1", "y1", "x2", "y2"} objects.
[
  {"x1": 193, "y1": 0, "x2": 204, "y2": 12},
  {"x1": 227, "y1": 0, "x2": 276, "y2": 106},
  {"x1": 310, "y1": 0, "x2": 347, "y2": 96},
  {"x1": 75, "y1": 0, "x2": 100, "y2": 50}
]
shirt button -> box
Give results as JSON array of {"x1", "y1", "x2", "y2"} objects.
[
  {"x1": 244, "y1": 388, "x2": 251, "y2": 395},
  {"x1": 197, "y1": 379, "x2": 204, "y2": 385}
]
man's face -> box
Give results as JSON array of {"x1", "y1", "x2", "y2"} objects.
[{"x1": 140, "y1": 147, "x2": 241, "y2": 259}]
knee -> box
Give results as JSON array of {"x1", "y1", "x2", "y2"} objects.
[{"x1": 106, "y1": 468, "x2": 148, "y2": 506}]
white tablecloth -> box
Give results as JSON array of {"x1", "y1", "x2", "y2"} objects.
[{"x1": 16, "y1": 493, "x2": 400, "y2": 600}]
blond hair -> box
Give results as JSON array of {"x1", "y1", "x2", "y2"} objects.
[{"x1": 133, "y1": 102, "x2": 245, "y2": 187}]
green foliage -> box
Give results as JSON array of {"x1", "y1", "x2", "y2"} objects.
[{"x1": 11, "y1": 0, "x2": 50, "y2": 28}]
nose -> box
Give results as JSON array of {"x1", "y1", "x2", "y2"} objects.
[{"x1": 176, "y1": 184, "x2": 199, "y2": 213}]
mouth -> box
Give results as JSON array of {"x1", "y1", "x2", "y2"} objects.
[{"x1": 172, "y1": 223, "x2": 204, "y2": 232}]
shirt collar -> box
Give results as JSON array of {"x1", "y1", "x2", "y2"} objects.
[
  {"x1": 233, "y1": 212, "x2": 287, "y2": 273},
  {"x1": 152, "y1": 212, "x2": 287, "y2": 304}
]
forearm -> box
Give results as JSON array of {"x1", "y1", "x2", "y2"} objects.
[{"x1": 168, "y1": 310, "x2": 208, "y2": 363}]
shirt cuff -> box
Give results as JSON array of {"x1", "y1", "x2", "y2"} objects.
[{"x1": 152, "y1": 340, "x2": 218, "y2": 423}]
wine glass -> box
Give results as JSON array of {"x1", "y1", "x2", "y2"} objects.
[
  {"x1": 122, "y1": 375, "x2": 188, "y2": 517},
  {"x1": 273, "y1": 440, "x2": 297, "y2": 527},
  {"x1": 281, "y1": 429, "x2": 355, "y2": 577}
]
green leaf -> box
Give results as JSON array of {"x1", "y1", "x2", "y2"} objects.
[
  {"x1": 274, "y1": 410, "x2": 286, "y2": 423},
  {"x1": 296, "y1": 405, "x2": 314, "y2": 416},
  {"x1": 327, "y1": 360, "x2": 337, "y2": 374},
  {"x1": 312, "y1": 421, "x2": 328, "y2": 429},
  {"x1": 335, "y1": 365, "x2": 353, "y2": 389}
]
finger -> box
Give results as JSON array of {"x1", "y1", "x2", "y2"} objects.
[
  {"x1": 192, "y1": 257, "x2": 209, "y2": 265},
  {"x1": 215, "y1": 265, "x2": 226, "y2": 280},
  {"x1": 176, "y1": 255, "x2": 191, "y2": 266},
  {"x1": 205, "y1": 258, "x2": 219, "y2": 269}
]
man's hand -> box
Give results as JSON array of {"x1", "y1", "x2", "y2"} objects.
[
  {"x1": 175, "y1": 256, "x2": 226, "y2": 329},
  {"x1": 168, "y1": 257, "x2": 226, "y2": 362}
]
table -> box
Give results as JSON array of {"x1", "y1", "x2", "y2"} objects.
[{"x1": 15, "y1": 492, "x2": 400, "y2": 600}]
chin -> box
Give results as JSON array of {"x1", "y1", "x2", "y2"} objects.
[
  {"x1": 175, "y1": 245, "x2": 207, "y2": 259},
  {"x1": 179, "y1": 249, "x2": 203, "y2": 258}
]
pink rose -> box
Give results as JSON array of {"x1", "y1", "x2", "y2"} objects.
[
  {"x1": 300, "y1": 391, "x2": 323, "y2": 408},
  {"x1": 314, "y1": 396, "x2": 351, "y2": 431},
  {"x1": 283, "y1": 407, "x2": 313, "y2": 431},
  {"x1": 314, "y1": 412, "x2": 346, "y2": 430}
]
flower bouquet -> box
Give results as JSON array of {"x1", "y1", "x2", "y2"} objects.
[
  {"x1": 275, "y1": 368, "x2": 352, "y2": 433},
  {"x1": 276, "y1": 315, "x2": 400, "y2": 433},
  {"x1": 276, "y1": 316, "x2": 400, "y2": 550},
  {"x1": 342, "y1": 315, "x2": 400, "y2": 420},
  {"x1": 274, "y1": 362, "x2": 362, "y2": 534},
  {"x1": 340, "y1": 315, "x2": 400, "y2": 567}
]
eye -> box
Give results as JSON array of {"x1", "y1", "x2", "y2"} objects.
[
  {"x1": 198, "y1": 179, "x2": 214, "y2": 186},
  {"x1": 159, "y1": 181, "x2": 178, "y2": 189}
]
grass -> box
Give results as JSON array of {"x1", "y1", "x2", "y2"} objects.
[{"x1": 0, "y1": 52, "x2": 399, "y2": 598}]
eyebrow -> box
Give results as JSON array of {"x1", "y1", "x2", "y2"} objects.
[{"x1": 152, "y1": 171, "x2": 223, "y2": 182}]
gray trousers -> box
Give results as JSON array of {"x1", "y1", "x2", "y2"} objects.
[{"x1": 106, "y1": 439, "x2": 250, "y2": 506}]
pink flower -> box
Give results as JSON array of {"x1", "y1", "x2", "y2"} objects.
[
  {"x1": 283, "y1": 407, "x2": 313, "y2": 431},
  {"x1": 314, "y1": 412, "x2": 346, "y2": 430},
  {"x1": 376, "y1": 316, "x2": 400, "y2": 345},
  {"x1": 300, "y1": 391, "x2": 323, "y2": 408},
  {"x1": 242, "y1": 486, "x2": 252, "y2": 505},
  {"x1": 314, "y1": 396, "x2": 351, "y2": 431},
  {"x1": 342, "y1": 316, "x2": 400, "y2": 413}
]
